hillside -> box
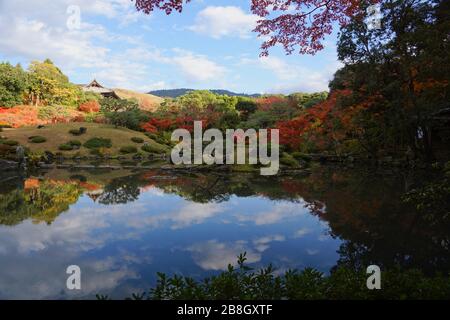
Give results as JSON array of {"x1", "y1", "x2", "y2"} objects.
[
  {"x1": 148, "y1": 88, "x2": 261, "y2": 98},
  {"x1": 1, "y1": 122, "x2": 169, "y2": 157},
  {"x1": 114, "y1": 88, "x2": 164, "y2": 111}
]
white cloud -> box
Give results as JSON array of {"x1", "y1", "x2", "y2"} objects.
[
  {"x1": 187, "y1": 240, "x2": 261, "y2": 271},
  {"x1": 240, "y1": 55, "x2": 340, "y2": 93},
  {"x1": 171, "y1": 50, "x2": 227, "y2": 82},
  {"x1": 189, "y1": 6, "x2": 259, "y2": 39}
]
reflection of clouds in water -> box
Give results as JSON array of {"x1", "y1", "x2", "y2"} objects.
[
  {"x1": 0, "y1": 202, "x2": 151, "y2": 299},
  {"x1": 306, "y1": 249, "x2": 319, "y2": 255},
  {"x1": 188, "y1": 234, "x2": 287, "y2": 270},
  {"x1": 253, "y1": 235, "x2": 285, "y2": 252},
  {"x1": 187, "y1": 240, "x2": 261, "y2": 271},
  {"x1": 0, "y1": 195, "x2": 226, "y2": 298},
  {"x1": 127, "y1": 202, "x2": 224, "y2": 230},
  {"x1": 235, "y1": 202, "x2": 308, "y2": 225},
  {"x1": 0, "y1": 203, "x2": 151, "y2": 255},
  {"x1": 293, "y1": 227, "x2": 311, "y2": 238},
  {"x1": 0, "y1": 252, "x2": 138, "y2": 299},
  {"x1": 0, "y1": 184, "x2": 342, "y2": 298},
  {"x1": 0, "y1": 198, "x2": 223, "y2": 255}
]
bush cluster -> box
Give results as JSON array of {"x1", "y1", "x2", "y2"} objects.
[
  {"x1": 97, "y1": 253, "x2": 450, "y2": 300},
  {"x1": 29, "y1": 136, "x2": 47, "y2": 143},
  {"x1": 131, "y1": 137, "x2": 144, "y2": 144},
  {"x1": 141, "y1": 143, "x2": 166, "y2": 154},
  {"x1": 69, "y1": 127, "x2": 87, "y2": 136},
  {"x1": 83, "y1": 137, "x2": 112, "y2": 149}
]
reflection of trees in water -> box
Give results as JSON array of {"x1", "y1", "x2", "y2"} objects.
[
  {"x1": 292, "y1": 168, "x2": 450, "y2": 274},
  {"x1": 140, "y1": 167, "x2": 450, "y2": 274},
  {"x1": 140, "y1": 171, "x2": 307, "y2": 203},
  {"x1": 97, "y1": 175, "x2": 141, "y2": 205},
  {"x1": 0, "y1": 166, "x2": 448, "y2": 274},
  {"x1": 0, "y1": 180, "x2": 82, "y2": 225}
]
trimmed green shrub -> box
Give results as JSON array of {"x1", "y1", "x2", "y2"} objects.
[
  {"x1": 2, "y1": 140, "x2": 19, "y2": 146},
  {"x1": 69, "y1": 127, "x2": 87, "y2": 136},
  {"x1": 29, "y1": 136, "x2": 47, "y2": 143},
  {"x1": 83, "y1": 137, "x2": 112, "y2": 149},
  {"x1": 120, "y1": 145, "x2": 138, "y2": 154},
  {"x1": 58, "y1": 144, "x2": 73, "y2": 151},
  {"x1": 69, "y1": 129, "x2": 82, "y2": 136},
  {"x1": 68, "y1": 140, "x2": 82, "y2": 147},
  {"x1": 141, "y1": 144, "x2": 167, "y2": 154},
  {"x1": 131, "y1": 137, "x2": 144, "y2": 144}
]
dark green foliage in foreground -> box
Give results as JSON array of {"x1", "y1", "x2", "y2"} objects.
[
  {"x1": 402, "y1": 162, "x2": 450, "y2": 219},
  {"x1": 83, "y1": 137, "x2": 112, "y2": 149},
  {"x1": 98, "y1": 253, "x2": 450, "y2": 300}
]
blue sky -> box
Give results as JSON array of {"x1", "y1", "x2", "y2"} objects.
[{"x1": 0, "y1": 0, "x2": 342, "y2": 94}]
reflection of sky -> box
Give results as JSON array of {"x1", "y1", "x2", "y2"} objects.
[{"x1": 0, "y1": 187, "x2": 342, "y2": 299}]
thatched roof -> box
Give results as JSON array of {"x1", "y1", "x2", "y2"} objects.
[{"x1": 81, "y1": 79, "x2": 120, "y2": 99}]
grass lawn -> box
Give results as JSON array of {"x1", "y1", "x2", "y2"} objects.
[{"x1": 1, "y1": 122, "x2": 169, "y2": 156}]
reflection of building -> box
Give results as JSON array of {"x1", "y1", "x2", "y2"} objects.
[
  {"x1": 86, "y1": 189, "x2": 104, "y2": 202},
  {"x1": 80, "y1": 79, "x2": 120, "y2": 99}
]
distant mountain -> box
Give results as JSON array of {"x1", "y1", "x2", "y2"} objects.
[{"x1": 148, "y1": 88, "x2": 261, "y2": 98}]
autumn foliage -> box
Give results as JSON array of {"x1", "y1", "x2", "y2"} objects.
[
  {"x1": 0, "y1": 106, "x2": 44, "y2": 128},
  {"x1": 276, "y1": 89, "x2": 352, "y2": 151},
  {"x1": 133, "y1": 0, "x2": 379, "y2": 55},
  {"x1": 78, "y1": 100, "x2": 100, "y2": 113}
]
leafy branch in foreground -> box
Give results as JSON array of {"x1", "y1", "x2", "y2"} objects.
[
  {"x1": 98, "y1": 252, "x2": 450, "y2": 300},
  {"x1": 133, "y1": 0, "x2": 374, "y2": 56}
]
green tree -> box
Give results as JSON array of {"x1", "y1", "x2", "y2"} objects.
[
  {"x1": 334, "y1": 0, "x2": 450, "y2": 160},
  {"x1": 236, "y1": 98, "x2": 257, "y2": 121},
  {"x1": 101, "y1": 97, "x2": 148, "y2": 130},
  {"x1": 289, "y1": 92, "x2": 328, "y2": 109},
  {"x1": 27, "y1": 59, "x2": 81, "y2": 106},
  {"x1": 0, "y1": 62, "x2": 28, "y2": 107}
]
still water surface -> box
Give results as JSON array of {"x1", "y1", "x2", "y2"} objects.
[{"x1": 0, "y1": 166, "x2": 447, "y2": 299}]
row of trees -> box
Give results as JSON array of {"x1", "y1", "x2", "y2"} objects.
[
  {"x1": 0, "y1": 59, "x2": 92, "y2": 108},
  {"x1": 276, "y1": 0, "x2": 450, "y2": 161},
  {"x1": 140, "y1": 90, "x2": 327, "y2": 134}
]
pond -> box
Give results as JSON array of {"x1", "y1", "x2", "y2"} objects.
[{"x1": 0, "y1": 166, "x2": 448, "y2": 299}]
